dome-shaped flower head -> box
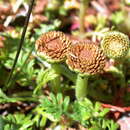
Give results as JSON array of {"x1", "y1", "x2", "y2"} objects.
[
  {"x1": 66, "y1": 42, "x2": 106, "y2": 75},
  {"x1": 101, "y1": 31, "x2": 130, "y2": 59},
  {"x1": 35, "y1": 31, "x2": 71, "y2": 63}
]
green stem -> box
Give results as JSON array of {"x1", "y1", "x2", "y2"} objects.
[
  {"x1": 79, "y1": 0, "x2": 88, "y2": 37},
  {"x1": 30, "y1": 51, "x2": 77, "y2": 83},
  {"x1": 76, "y1": 74, "x2": 88, "y2": 100},
  {"x1": 51, "y1": 63, "x2": 61, "y2": 93},
  {"x1": 50, "y1": 64, "x2": 77, "y2": 93},
  {"x1": 59, "y1": 64, "x2": 76, "y2": 83}
]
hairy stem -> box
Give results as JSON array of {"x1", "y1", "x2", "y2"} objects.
[
  {"x1": 51, "y1": 64, "x2": 77, "y2": 93},
  {"x1": 51, "y1": 63, "x2": 61, "y2": 93},
  {"x1": 59, "y1": 64, "x2": 76, "y2": 83},
  {"x1": 76, "y1": 74, "x2": 88, "y2": 100}
]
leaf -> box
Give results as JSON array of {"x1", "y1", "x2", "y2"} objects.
[
  {"x1": 39, "y1": 93, "x2": 70, "y2": 121},
  {"x1": 0, "y1": 88, "x2": 8, "y2": 99},
  {"x1": 34, "y1": 19, "x2": 61, "y2": 38},
  {"x1": 81, "y1": 98, "x2": 93, "y2": 108},
  {"x1": 56, "y1": 93, "x2": 63, "y2": 104},
  {"x1": 63, "y1": 96, "x2": 70, "y2": 112},
  {"x1": 1, "y1": 113, "x2": 35, "y2": 130},
  {"x1": 34, "y1": 69, "x2": 58, "y2": 94},
  {"x1": 89, "y1": 126, "x2": 101, "y2": 130},
  {"x1": 50, "y1": 93, "x2": 57, "y2": 105},
  {"x1": 94, "y1": 102, "x2": 101, "y2": 112},
  {"x1": 71, "y1": 98, "x2": 117, "y2": 129},
  {"x1": 0, "y1": 116, "x2": 5, "y2": 130},
  {"x1": 99, "y1": 108, "x2": 110, "y2": 117}
]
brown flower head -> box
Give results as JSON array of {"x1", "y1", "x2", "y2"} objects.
[
  {"x1": 66, "y1": 42, "x2": 106, "y2": 75},
  {"x1": 35, "y1": 31, "x2": 71, "y2": 63}
]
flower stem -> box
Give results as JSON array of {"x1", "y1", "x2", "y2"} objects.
[
  {"x1": 59, "y1": 64, "x2": 76, "y2": 83},
  {"x1": 76, "y1": 74, "x2": 89, "y2": 100},
  {"x1": 51, "y1": 63, "x2": 61, "y2": 93},
  {"x1": 79, "y1": 0, "x2": 88, "y2": 37}
]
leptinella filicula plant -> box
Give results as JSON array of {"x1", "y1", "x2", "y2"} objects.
[
  {"x1": 35, "y1": 31, "x2": 108, "y2": 99},
  {"x1": 35, "y1": 31, "x2": 72, "y2": 93},
  {"x1": 66, "y1": 41, "x2": 106, "y2": 100}
]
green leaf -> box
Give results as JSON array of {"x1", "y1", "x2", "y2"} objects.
[
  {"x1": 56, "y1": 93, "x2": 63, "y2": 104},
  {"x1": 34, "y1": 19, "x2": 61, "y2": 38},
  {"x1": 107, "y1": 120, "x2": 119, "y2": 130},
  {"x1": 99, "y1": 108, "x2": 110, "y2": 117},
  {"x1": 0, "y1": 116, "x2": 5, "y2": 130},
  {"x1": 81, "y1": 98, "x2": 93, "y2": 108},
  {"x1": 111, "y1": 11, "x2": 124, "y2": 24},
  {"x1": 34, "y1": 69, "x2": 58, "y2": 94},
  {"x1": 63, "y1": 96, "x2": 70, "y2": 112},
  {"x1": 89, "y1": 126, "x2": 101, "y2": 130},
  {"x1": 94, "y1": 102, "x2": 101, "y2": 112},
  {"x1": 50, "y1": 93, "x2": 57, "y2": 105},
  {"x1": 1, "y1": 113, "x2": 34, "y2": 130},
  {"x1": 39, "y1": 93, "x2": 70, "y2": 121},
  {"x1": 71, "y1": 98, "x2": 117, "y2": 129}
]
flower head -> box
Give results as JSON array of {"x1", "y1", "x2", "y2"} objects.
[
  {"x1": 35, "y1": 31, "x2": 71, "y2": 63},
  {"x1": 66, "y1": 42, "x2": 106, "y2": 75},
  {"x1": 101, "y1": 31, "x2": 130, "y2": 59}
]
